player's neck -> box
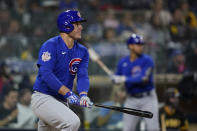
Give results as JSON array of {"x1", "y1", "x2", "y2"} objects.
[
  {"x1": 60, "y1": 33, "x2": 74, "y2": 49},
  {"x1": 130, "y1": 53, "x2": 138, "y2": 61}
]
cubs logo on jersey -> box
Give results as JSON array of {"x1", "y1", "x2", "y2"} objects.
[
  {"x1": 69, "y1": 58, "x2": 82, "y2": 75},
  {"x1": 131, "y1": 66, "x2": 141, "y2": 77}
]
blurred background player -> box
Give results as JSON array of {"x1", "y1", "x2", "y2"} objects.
[
  {"x1": 111, "y1": 34, "x2": 159, "y2": 131},
  {"x1": 160, "y1": 87, "x2": 189, "y2": 131},
  {"x1": 31, "y1": 10, "x2": 93, "y2": 131}
]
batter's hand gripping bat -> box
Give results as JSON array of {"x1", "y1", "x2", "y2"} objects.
[{"x1": 94, "y1": 104, "x2": 153, "y2": 119}]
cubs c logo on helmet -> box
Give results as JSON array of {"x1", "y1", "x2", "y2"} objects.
[{"x1": 69, "y1": 58, "x2": 82, "y2": 75}]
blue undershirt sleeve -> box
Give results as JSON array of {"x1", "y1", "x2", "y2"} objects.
[
  {"x1": 39, "y1": 66, "x2": 63, "y2": 92},
  {"x1": 77, "y1": 49, "x2": 90, "y2": 94}
]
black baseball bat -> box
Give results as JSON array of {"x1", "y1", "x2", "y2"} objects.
[{"x1": 94, "y1": 104, "x2": 153, "y2": 119}]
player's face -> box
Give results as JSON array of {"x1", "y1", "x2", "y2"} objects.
[
  {"x1": 69, "y1": 22, "x2": 83, "y2": 40},
  {"x1": 129, "y1": 44, "x2": 144, "y2": 55}
]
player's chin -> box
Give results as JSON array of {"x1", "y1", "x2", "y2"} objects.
[
  {"x1": 75, "y1": 33, "x2": 82, "y2": 40},
  {"x1": 75, "y1": 35, "x2": 82, "y2": 40},
  {"x1": 72, "y1": 35, "x2": 82, "y2": 40}
]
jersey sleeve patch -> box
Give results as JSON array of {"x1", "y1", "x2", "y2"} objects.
[{"x1": 41, "y1": 51, "x2": 51, "y2": 62}]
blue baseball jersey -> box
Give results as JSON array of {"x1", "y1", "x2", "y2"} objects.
[
  {"x1": 33, "y1": 35, "x2": 89, "y2": 100},
  {"x1": 116, "y1": 54, "x2": 155, "y2": 94}
]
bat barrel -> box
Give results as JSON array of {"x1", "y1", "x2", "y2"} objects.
[{"x1": 94, "y1": 104, "x2": 153, "y2": 119}]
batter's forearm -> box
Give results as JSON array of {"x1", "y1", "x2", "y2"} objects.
[
  {"x1": 58, "y1": 85, "x2": 71, "y2": 96},
  {"x1": 126, "y1": 75, "x2": 144, "y2": 84},
  {"x1": 39, "y1": 67, "x2": 63, "y2": 92}
]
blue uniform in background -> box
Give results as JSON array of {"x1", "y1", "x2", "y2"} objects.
[
  {"x1": 33, "y1": 35, "x2": 89, "y2": 100},
  {"x1": 115, "y1": 54, "x2": 159, "y2": 131},
  {"x1": 116, "y1": 54, "x2": 155, "y2": 95}
]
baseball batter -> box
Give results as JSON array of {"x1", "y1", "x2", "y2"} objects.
[
  {"x1": 111, "y1": 34, "x2": 160, "y2": 131},
  {"x1": 31, "y1": 10, "x2": 93, "y2": 131}
]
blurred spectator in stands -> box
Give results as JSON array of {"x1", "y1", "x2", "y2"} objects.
[
  {"x1": 159, "y1": 87, "x2": 189, "y2": 131},
  {"x1": 59, "y1": 0, "x2": 78, "y2": 10},
  {"x1": 181, "y1": 0, "x2": 197, "y2": 28},
  {"x1": 96, "y1": 87, "x2": 126, "y2": 130},
  {"x1": 13, "y1": 0, "x2": 27, "y2": 15},
  {"x1": 99, "y1": 0, "x2": 122, "y2": 11},
  {"x1": 80, "y1": 0, "x2": 102, "y2": 24},
  {"x1": 19, "y1": 74, "x2": 32, "y2": 91},
  {"x1": 185, "y1": 43, "x2": 197, "y2": 72},
  {"x1": 146, "y1": 0, "x2": 172, "y2": 27},
  {"x1": 187, "y1": 0, "x2": 197, "y2": 12},
  {"x1": 7, "y1": 19, "x2": 21, "y2": 36},
  {"x1": 140, "y1": 13, "x2": 170, "y2": 72},
  {"x1": 0, "y1": 62, "x2": 13, "y2": 99},
  {"x1": 86, "y1": 0, "x2": 101, "y2": 11},
  {"x1": 121, "y1": 0, "x2": 152, "y2": 10},
  {"x1": 103, "y1": 9, "x2": 119, "y2": 29},
  {"x1": 10, "y1": 88, "x2": 37, "y2": 129},
  {"x1": 116, "y1": 11, "x2": 136, "y2": 36},
  {"x1": 0, "y1": 9, "x2": 11, "y2": 35},
  {"x1": 11, "y1": 0, "x2": 30, "y2": 26},
  {"x1": 29, "y1": 0, "x2": 43, "y2": 15},
  {"x1": 148, "y1": 13, "x2": 170, "y2": 45},
  {"x1": 103, "y1": 27, "x2": 118, "y2": 43},
  {"x1": 180, "y1": 0, "x2": 197, "y2": 41},
  {"x1": 0, "y1": 86, "x2": 18, "y2": 127},
  {"x1": 0, "y1": 0, "x2": 14, "y2": 9},
  {"x1": 21, "y1": 46, "x2": 34, "y2": 61},
  {"x1": 169, "y1": 8, "x2": 186, "y2": 43},
  {"x1": 28, "y1": 1, "x2": 43, "y2": 20},
  {"x1": 167, "y1": 50, "x2": 187, "y2": 74},
  {"x1": 86, "y1": 12, "x2": 104, "y2": 42},
  {"x1": 167, "y1": 0, "x2": 179, "y2": 12},
  {"x1": 143, "y1": 13, "x2": 169, "y2": 49},
  {"x1": 30, "y1": 26, "x2": 45, "y2": 58},
  {"x1": 6, "y1": 19, "x2": 28, "y2": 58}
]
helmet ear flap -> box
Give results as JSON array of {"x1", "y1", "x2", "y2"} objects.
[
  {"x1": 59, "y1": 14, "x2": 74, "y2": 33},
  {"x1": 62, "y1": 22, "x2": 74, "y2": 33}
]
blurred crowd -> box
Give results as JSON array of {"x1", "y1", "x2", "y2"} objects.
[
  {"x1": 0, "y1": 0, "x2": 197, "y2": 130},
  {"x1": 0, "y1": 0, "x2": 197, "y2": 74}
]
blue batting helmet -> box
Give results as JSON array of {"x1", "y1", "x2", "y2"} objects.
[
  {"x1": 57, "y1": 10, "x2": 86, "y2": 33},
  {"x1": 127, "y1": 34, "x2": 144, "y2": 45}
]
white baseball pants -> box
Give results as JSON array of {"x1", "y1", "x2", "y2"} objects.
[
  {"x1": 31, "y1": 92, "x2": 80, "y2": 131},
  {"x1": 123, "y1": 89, "x2": 160, "y2": 131}
]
